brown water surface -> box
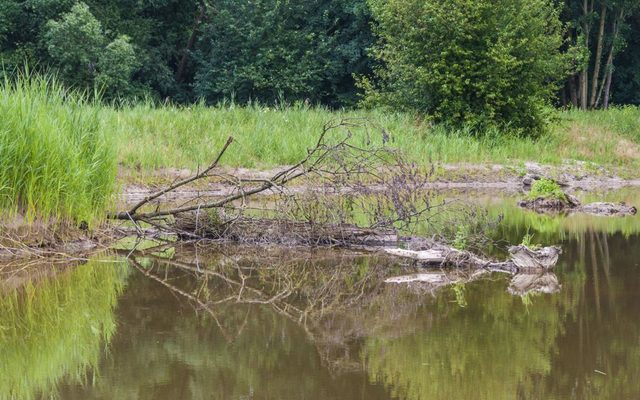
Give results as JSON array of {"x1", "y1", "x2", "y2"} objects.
[{"x1": 1, "y1": 189, "x2": 639, "y2": 400}]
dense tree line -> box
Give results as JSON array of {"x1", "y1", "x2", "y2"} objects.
[
  {"x1": 1, "y1": 0, "x2": 639, "y2": 132},
  {"x1": 0, "y1": 0, "x2": 373, "y2": 105}
]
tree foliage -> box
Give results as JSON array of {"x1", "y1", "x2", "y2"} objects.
[
  {"x1": 361, "y1": 0, "x2": 568, "y2": 136},
  {"x1": 193, "y1": 0, "x2": 372, "y2": 107},
  {"x1": 560, "y1": 0, "x2": 640, "y2": 109},
  {"x1": 44, "y1": 3, "x2": 105, "y2": 88},
  {"x1": 0, "y1": 0, "x2": 638, "y2": 113}
]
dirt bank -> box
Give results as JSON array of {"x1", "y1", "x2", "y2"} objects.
[{"x1": 118, "y1": 161, "x2": 640, "y2": 203}]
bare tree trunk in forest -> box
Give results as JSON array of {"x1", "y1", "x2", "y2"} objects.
[
  {"x1": 598, "y1": 9, "x2": 624, "y2": 109},
  {"x1": 568, "y1": 75, "x2": 579, "y2": 107},
  {"x1": 590, "y1": 1, "x2": 607, "y2": 108},
  {"x1": 603, "y1": 67, "x2": 613, "y2": 108},
  {"x1": 579, "y1": 0, "x2": 593, "y2": 110},
  {"x1": 579, "y1": 70, "x2": 588, "y2": 110},
  {"x1": 175, "y1": 2, "x2": 207, "y2": 84}
]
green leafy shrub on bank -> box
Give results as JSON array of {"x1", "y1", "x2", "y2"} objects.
[
  {"x1": 362, "y1": 0, "x2": 567, "y2": 137},
  {"x1": 527, "y1": 179, "x2": 567, "y2": 201}
]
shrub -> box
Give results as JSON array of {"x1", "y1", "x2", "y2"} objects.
[
  {"x1": 527, "y1": 178, "x2": 567, "y2": 201},
  {"x1": 362, "y1": 0, "x2": 568, "y2": 137}
]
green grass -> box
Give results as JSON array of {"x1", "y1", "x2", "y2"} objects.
[
  {"x1": 0, "y1": 74, "x2": 117, "y2": 222},
  {"x1": 2, "y1": 73, "x2": 639, "y2": 222},
  {"x1": 98, "y1": 102, "x2": 640, "y2": 171}
]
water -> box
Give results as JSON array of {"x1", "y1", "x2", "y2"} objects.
[{"x1": 1, "y1": 189, "x2": 639, "y2": 400}]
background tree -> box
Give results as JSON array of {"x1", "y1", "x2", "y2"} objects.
[
  {"x1": 561, "y1": 0, "x2": 640, "y2": 109},
  {"x1": 612, "y1": 12, "x2": 640, "y2": 105},
  {"x1": 44, "y1": 3, "x2": 105, "y2": 89},
  {"x1": 361, "y1": 0, "x2": 568, "y2": 137},
  {"x1": 1, "y1": 0, "x2": 638, "y2": 109},
  {"x1": 193, "y1": 0, "x2": 373, "y2": 107},
  {"x1": 96, "y1": 35, "x2": 140, "y2": 100}
]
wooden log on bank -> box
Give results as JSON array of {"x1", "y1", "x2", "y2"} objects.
[
  {"x1": 383, "y1": 244, "x2": 562, "y2": 296},
  {"x1": 172, "y1": 212, "x2": 398, "y2": 246},
  {"x1": 508, "y1": 245, "x2": 561, "y2": 270}
]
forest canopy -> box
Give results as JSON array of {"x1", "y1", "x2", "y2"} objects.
[{"x1": 1, "y1": 0, "x2": 639, "y2": 134}]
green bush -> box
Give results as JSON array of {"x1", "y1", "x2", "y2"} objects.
[
  {"x1": 0, "y1": 73, "x2": 117, "y2": 222},
  {"x1": 362, "y1": 0, "x2": 568, "y2": 137},
  {"x1": 527, "y1": 178, "x2": 567, "y2": 201}
]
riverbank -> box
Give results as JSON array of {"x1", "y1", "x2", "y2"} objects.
[
  {"x1": 118, "y1": 160, "x2": 640, "y2": 206},
  {"x1": 3, "y1": 75, "x2": 639, "y2": 225}
]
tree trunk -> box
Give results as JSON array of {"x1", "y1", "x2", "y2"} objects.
[
  {"x1": 589, "y1": 2, "x2": 607, "y2": 108},
  {"x1": 600, "y1": 8, "x2": 625, "y2": 109},
  {"x1": 175, "y1": 2, "x2": 207, "y2": 84},
  {"x1": 579, "y1": 0, "x2": 593, "y2": 110},
  {"x1": 597, "y1": 49, "x2": 614, "y2": 108},
  {"x1": 568, "y1": 75, "x2": 579, "y2": 107},
  {"x1": 603, "y1": 66, "x2": 613, "y2": 109}
]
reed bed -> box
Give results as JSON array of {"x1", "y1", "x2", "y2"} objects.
[{"x1": 0, "y1": 74, "x2": 117, "y2": 223}]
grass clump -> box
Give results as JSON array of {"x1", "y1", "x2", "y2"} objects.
[
  {"x1": 527, "y1": 178, "x2": 567, "y2": 201},
  {"x1": 520, "y1": 232, "x2": 541, "y2": 250},
  {"x1": 0, "y1": 74, "x2": 117, "y2": 223}
]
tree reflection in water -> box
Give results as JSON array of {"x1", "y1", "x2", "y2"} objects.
[
  {"x1": 0, "y1": 259, "x2": 127, "y2": 400},
  {"x1": 3, "y1": 224, "x2": 639, "y2": 400}
]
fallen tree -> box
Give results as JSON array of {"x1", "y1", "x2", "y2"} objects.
[
  {"x1": 107, "y1": 119, "x2": 438, "y2": 247},
  {"x1": 382, "y1": 242, "x2": 561, "y2": 274},
  {"x1": 382, "y1": 243, "x2": 562, "y2": 295},
  {"x1": 107, "y1": 120, "x2": 562, "y2": 283}
]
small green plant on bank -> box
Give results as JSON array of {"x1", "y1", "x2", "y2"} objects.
[
  {"x1": 452, "y1": 226, "x2": 469, "y2": 251},
  {"x1": 520, "y1": 232, "x2": 541, "y2": 250},
  {"x1": 527, "y1": 178, "x2": 567, "y2": 201}
]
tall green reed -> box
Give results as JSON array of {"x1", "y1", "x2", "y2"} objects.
[{"x1": 0, "y1": 74, "x2": 117, "y2": 223}]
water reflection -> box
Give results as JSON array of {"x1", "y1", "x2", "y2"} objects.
[
  {"x1": 0, "y1": 189, "x2": 639, "y2": 400},
  {"x1": 59, "y1": 249, "x2": 396, "y2": 400},
  {"x1": 0, "y1": 259, "x2": 127, "y2": 400}
]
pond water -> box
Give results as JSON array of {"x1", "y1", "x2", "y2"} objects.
[{"x1": 1, "y1": 189, "x2": 639, "y2": 400}]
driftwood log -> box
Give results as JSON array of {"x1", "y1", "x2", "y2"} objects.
[
  {"x1": 383, "y1": 244, "x2": 561, "y2": 274},
  {"x1": 383, "y1": 244, "x2": 562, "y2": 296},
  {"x1": 507, "y1": 245, "x2": 561, "y2": 270}
]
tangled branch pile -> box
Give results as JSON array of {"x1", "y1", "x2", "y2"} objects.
[{"x1": 109, "y1": 119, "x2": 435, "y2": 246}]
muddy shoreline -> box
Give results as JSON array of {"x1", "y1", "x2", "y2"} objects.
[{"x1": 119, "y1": 161, "x2": 640, "y2": 202}]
